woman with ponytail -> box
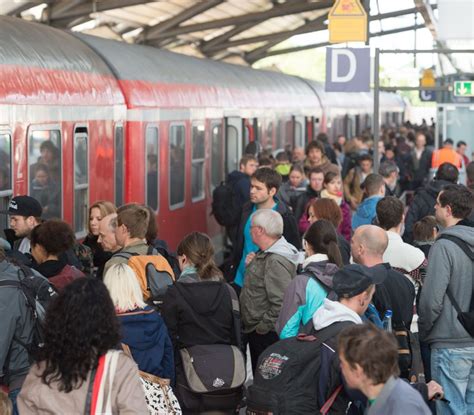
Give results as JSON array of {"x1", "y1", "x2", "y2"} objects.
[
  {"x1": 276, "y1": 220, "x2": 343, "y2": 339},
  {"x1": 162, "y1": 232, "x2": 242, "y2": 413}
]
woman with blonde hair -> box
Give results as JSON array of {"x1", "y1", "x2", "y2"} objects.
[{"x1": 83, "y1": 200, "x2": 116, "y2": 278}]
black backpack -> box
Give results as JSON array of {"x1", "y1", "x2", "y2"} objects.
[
  {"x1": 0, "y1": 263, "x2": 57, "y2": 358},
  {"x1": 211, "y1": 181, "x2": 240, "y2": 227},
  {"x1": 246, "y1": 322, "x2": 353, "y2": 415}
]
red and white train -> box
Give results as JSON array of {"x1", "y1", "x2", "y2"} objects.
[{"x1": 0, "y1": 16, "x2": 405, "y2": 251}]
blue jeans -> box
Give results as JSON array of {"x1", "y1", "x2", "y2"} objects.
[
  {"x1": 8, "y1": 388, "x2": 20, "y2": 415},
  {"x1": 431, "y1": 346, "x2": 474, "y2": 415}
]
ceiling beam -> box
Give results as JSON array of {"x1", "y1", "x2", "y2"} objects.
[
  {"x1": 139, "y1": 0, "x2": 224, "y2": 44},
  {"x1": 46, "y1": 0, "x2": 85, "y2": 20},
  {"x1": 142, "y1": 0, "x2": 334, "y2": 43},
  {"x1": 414, "y1": 0, "x2": 438, "y2": 38},
  {"x1": 252, "y1": 23, "x2": 427, "y2": 62}
]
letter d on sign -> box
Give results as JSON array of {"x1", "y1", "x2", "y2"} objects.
[
  {"x1": 325, "y1": 47, "x2": 370, "y2": 93},
  {"x1": 331, "y1": 49, "x2": 356, "y2": 83}
]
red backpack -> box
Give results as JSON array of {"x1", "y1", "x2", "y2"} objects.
[{"x1": 49, "y1": 265, "x2": 85, "y2": 292}]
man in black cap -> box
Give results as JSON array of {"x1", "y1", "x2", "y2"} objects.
[{"x1": 2, "y1": 195, "x2": 42, "y2": 257}]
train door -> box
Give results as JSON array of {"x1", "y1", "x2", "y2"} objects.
[
  {"x1": 114, "y1": 124, "x2": 124, "y2": 207},
  {"x1": 73, "y1": 126, "x2": 89, "y2": 237},
  {"x1": 0, "y1": 128, "x2": 12, "y2": 237},
  {"x1": 225, "y1": 117, "x2": 242, "y2": 176},
  {"x1": 293, "y1": 116, "x2": 305, "y2": 148}
]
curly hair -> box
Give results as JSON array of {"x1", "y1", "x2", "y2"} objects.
[
  {"x1": 37, "y1": 278, "x2": 120, "y2": 392},
  {"x1": 30, "y1": 220, "x2": 75, "y2": 256}
]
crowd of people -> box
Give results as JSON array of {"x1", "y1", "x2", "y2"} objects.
[{"x1": 0, "y1": 122, "x2": 473, "y2": 415}]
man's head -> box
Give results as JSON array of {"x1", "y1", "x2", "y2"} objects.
[
  {"x1": 305, "y1": 141, "x2": 325, "y2": 165},
  {"x1": 250, "y1": 167, "x2": 282, "y2": 206},
  {"x1": 378, "y1": 161, "x2": 398, "y2": 190},
  {"x1": 358, "y1": 154, "x2": 373, "y2": 174},
  {"x1": 435, "y1": 184, "x2": 474, "y2": 228},
  {"x1": 4, "y1": 196, "x2": 42, "y2": 238},
  {"x1": 239, "y1": 154, "x2": 258, "y2": 176},
  {"x1": 292, "y1": 147, "x2": 305, "y2": 162},
  {"x1": 435, "y1": 162, "x2": 459, "y2": 183},
  {"x1": 351, "y1": 225, "x2": 388, "y2": 265},
  {"x1": 250, "y1": 209, "x2": 283, "y2": 249},
  {"x1": 115, "y1": 204, "x2": 149, "y2": 247},
  {"x1": 443, "y1": 138, "x2": 454, "y2": 149},
  {"x1": 98, "y1": 213, "x2": 120, "y2": 252},
  {"x1": 457, "y1": 140, "x2": 467, "y2": 156},
  {"x1": 338, "y1": 325, "x2": 400, "y2": 391},
  {"x1": 413, "y1": 215, "x2": 437, "y2": 243},
  {"x1": 415, "y1": 133, "x2": 426, "y2": 149},
  {"x1": 308, "y1": 167, "x2": 325, "y2": 193},
  {"x1": 376, "y1": 196, "x2": 404, "y2": 231},
  {"x1": 363, "y1": 174, "x2": 385, "y2": 198}
]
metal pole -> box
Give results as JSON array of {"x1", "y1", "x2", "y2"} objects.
[{"x1": 373, "y1": 48, "x2": 380, "y2": 172}]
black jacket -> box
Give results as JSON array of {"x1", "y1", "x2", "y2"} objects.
[
  {"x1": 162, "y1": 278, "x2": 237, "y2": 352},
  {"x1": 403, "y1": 179, "x2": 453, "y2": 243},
  {"x1": 294, "y1": 186, "x2": 320, "y2": 224},
  {"x1": 370, "y1": 263, "x2": 415, "y2": 330},
  {"x1": 231, "y1": 199, "x2": 301, "y2": 277},
  {"x1": 227, "y1": 170, "x2": 250, "y2": 206}
]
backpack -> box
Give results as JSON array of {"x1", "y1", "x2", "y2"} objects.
[
  {"x1": 115, "y1": 246, "x2": 175, "y2": 304},
  {"x1": 0, "y1": 263, "x2": 57, "y2": 358},
  {"x1": 211, "y1": 181, "x2": 240, "y2": 227},
  {"x1": 48, "y1": 264, "x2": 85, "y2": 293},
  {"x1": 246, "y1": 322, "x2": 353, "y2": 415}
]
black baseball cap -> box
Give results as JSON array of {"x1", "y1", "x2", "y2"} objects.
[
  {"x1": 333, "y1": 264, "x2": 386, "y2": 299},
  {"x1": 1, "y1": 195, "x2": 42, "y2": 217}
]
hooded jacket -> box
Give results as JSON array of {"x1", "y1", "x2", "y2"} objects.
[
  {"x1": 162, "y1": 277, "x2": 237, "y2": 352},
  {"x1": 403, "y1": 179, "x2": 454, "y2": 243},
  {"x1": 118, "y1": 306, "x2": 175, "y2": 381},
  {"x1": 352, "y1": 196, "x2": 382, "y2": 230},
  {"x1": 227, "y1": 170, "x2": 251, "y2": 206},
  {"x1": 276, "y1": 255, "x2": 339, "y2": 339},
  {"x1": 418, "y1": 222, "x2": 474, "y2": 348},
  {"x1": 240, "y1": 237, "x2": 301, "y2": 334}
]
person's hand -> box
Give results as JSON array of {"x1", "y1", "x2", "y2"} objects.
[
  {"x1": 245, "y1": 252, "x2": 256, "y2": 266},
  {"x1": 427, "y1": 380, "x2": 444, "y2": 400}
]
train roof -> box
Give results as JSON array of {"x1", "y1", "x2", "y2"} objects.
[
  {"x1": 75, "y1": 33, "x2": 321, "y2": 112},
  {"x1": 0, "y1": 16, "x2": 123, "y2": 106}
]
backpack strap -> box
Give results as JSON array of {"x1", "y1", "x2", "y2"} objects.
[
  {"x1": 437, "y1": 234, "x2": 474, "y2": 261},
  {"x1": 225, "y1": 284, "x2": 242, "y2": 349},
  {"x1": 320, "y1": 384, "x2": 343, "y2": 415}
]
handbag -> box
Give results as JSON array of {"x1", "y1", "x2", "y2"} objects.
[
  {"x1": 176, "y1": 284, "x2": 245, "y2": 411},
  {"x1": 122, "y1": 343, "x2": 182, "y2": 415}
]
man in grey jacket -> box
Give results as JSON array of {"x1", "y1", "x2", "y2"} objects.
[
  {"x1": 418, "y1": 184, "x2": 474, "y2": 415},
  {"x1": 240, "y1": 209, "x2": 302, "y2": 373},
  {"x1": 0, "y1": 250, "x2": 36, "y2": 414}
]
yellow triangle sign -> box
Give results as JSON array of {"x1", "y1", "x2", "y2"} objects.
[
  {"x1": 330, "y1": 0, "x2": 367, "y2": 16},
  {"x1": 329, "y1": 0, "x2": 368, "y2": 43}
]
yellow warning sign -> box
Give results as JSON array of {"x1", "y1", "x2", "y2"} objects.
[
  {"x1": 420, "y1": 68, "x2": 436, "y2": 87},
  {"x1": 329, "y1": 0, "x2": 368, "y2": 43}
]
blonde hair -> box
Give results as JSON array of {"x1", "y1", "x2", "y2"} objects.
[
  {"x1": 0, "y1": 390, "x2": 12, "y2": 415},
  {"x1": 103, "y1": 263, "x2": 146, "y2": 312},
  {"x1": 89, "y1": 200, "x2": 117, "y2": 234}
]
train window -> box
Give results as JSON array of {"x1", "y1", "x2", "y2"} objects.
[
  {"x1": 0, "y1": 132, "x2": 12, "y2": 236},
  {"x1": 146, "y1": 126, "x2": 159, "y2": 211},
  {"x1": 211, "y1": 123, "x2": 223, "y2": 190},
  {"x1": 115, "y1": 126, "x2": 124, "y2": 207},
  {"x1": 226, "y1": 125, "x2": 239, "y2": 175},
  {"x1": 74, "y1": 128, "x2": 88, "y2": 236},
  {"x1": 192, "y1": 124, "x2": 205, "y2": 202},
  {"x1": 169, "y1": 124, "x2": 185, "y2": 209},
  {"x1": 29, "y1": 129, "x2": 62, "y2": 219}
]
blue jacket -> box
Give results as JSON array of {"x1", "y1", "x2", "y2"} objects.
[
  {"x1": 118, "y1": 306, "x2": 175, "y2": 381},
  {"x1": 352, "y1": 196, "x2": 382, "y2": 231}
]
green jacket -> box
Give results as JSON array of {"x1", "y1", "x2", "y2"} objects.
[
  {"x1": 103, "y1": 240, "x2": 149, "y2": 276},
  {"x1": 240, "y1": 250, "x2": 297, "y2": 334}
]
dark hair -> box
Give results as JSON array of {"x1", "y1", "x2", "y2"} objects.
[
  {"x1": 467, "y1": 162, "x2": 474, "y2": 184},
  {"x1": 413, "y1": 216, "x2": 437, "y2": 242},
  {"x1": 358, "y1": 154, "x2": 373, "y2": 164},
  {"x1": 444, "y1": 138, "x2": 454, "y2": 146},
  {"x1": 39, "y1": 140, "x2": 59, "y2": 157},
  {"x1": 290, "y1": 163, "x2": 305, "y2": 175},
  {"x1": 257, "y1": 155, "x2": 273, "y2": 168},
  {"x1": 309, "y1": 198, "x2": 342, "y2": 228},
  {"x1": 117, "y1": 204, "x2": 150, "y2": 239},
  {"x1": 30, "y1": 220, "x2": 75, "y2": 256},
  {"x1": 177, "y1": 232, "x2": 223, "y2": 280},
  {"x1": 144, "y1": 205, "x2": 157, "y2": 245},
  {"x1": 308, "y1": 167, "x2": 324, "y2": 178},
  {"x1": 305, "y1": 140, "x2": 325, "y2": 156},
  {"x1": 457, "y1": 140, "x2": 467, "y2": 148},
  {"x1": 304, "y1": 219, "x2": 343, "y2": 267},
  {"x1": 316, "y1": 132, "x2": 329, "y2": 144},
  {"x1": 364, "y1": 174, "x2": 385, "y2": 196},
  {"x1": 37, "y1": 278, "x2": 120, "y2": 392},
  {"x1": 276, "y1": 151, "x2": 289, "y2": 162},
  {"x1": 34, "y1": 163, "x2": 50, "y2": 176},
  {"x1": 376, "y1": 196, "x2": 404, "y2": 230},
  {"x1": 323, "y1": 171, "x2": 340, "y2": 185},
  {"x1": 240, "y1": 154, "x2": 257, "y2": 167},
  {"x1": 252, "y1": 167, "x2": 282, "y2": 192},
  {"x1": 438, "y1": 184, "x2": 474, "y2": 219},
  {"x1": 435, "y1": 162, "x2": 459, "y2": 183},
  {"x1": 338, "y1": 324, "x2": 400, "y2": 384}
]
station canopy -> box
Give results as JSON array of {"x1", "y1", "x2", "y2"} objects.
[{"x1": 1, "y1": 0, "x2": 441, "y2": 66}]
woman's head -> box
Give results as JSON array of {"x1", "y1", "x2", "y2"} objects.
[
  {"x1": 38, "y1": 277, "x2": 120, "y2": 392},
  {"x1": 104, "y1": 263, "x2": 146, "y2": 312},
  {"x1": 324, "y1": 172, "x2": 342, "y2": 196},
  {"x1": 89, "y1": 201, "x2": 116, "y2": 236},
  {"x1": 177, "y1": 232, "x2": 222, "y2": 280},
  {"x1": 33, "y1": 164, "x2": 50, "y2": 186},
  {"x1": 308, "y1": 198, "x2": 342, "y2": 228},
  {"x1": 303, "y1": 219, "x2": 343, "y2": 267},
  {"x1": 30, "y1": 220, "x2": 75, "y2": 263},
  {"x1": 288, "y1": 164, "x2": 305, "y2": 188}
]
